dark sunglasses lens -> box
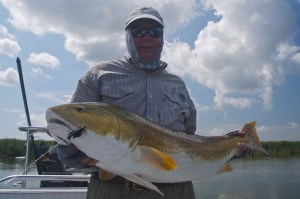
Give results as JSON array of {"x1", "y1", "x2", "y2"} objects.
[
  {"x1": 149, "y1": 28, "x2": 163, "y2": 38},
  {"x1": 131, "y1": 28, "x2": 145, "y2": 37},
  {"x1": 131, "y1": 28, "x2": 162, "y2": 38}
]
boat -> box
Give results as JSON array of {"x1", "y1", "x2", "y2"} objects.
[
  {"x1": 0, "y1": 126, "x2": 91, "y2": 199},
  {"x1": 0, "y1": 58, "x2": 90, "y2": 198}
]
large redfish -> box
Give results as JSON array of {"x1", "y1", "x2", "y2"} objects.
[{"x1": 46, "y1": 102, "x2": 268, "y2": 196}]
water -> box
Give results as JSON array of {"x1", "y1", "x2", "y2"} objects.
[
  {"x1": 0, "y1": 158, "x2": 38, "y2": 188},
  {"x1": 193, "y1": 157, "x2": 300, "y2": 199},
  {"x1": 1, "y1": 157, "x2": 299, "y2": 199}
]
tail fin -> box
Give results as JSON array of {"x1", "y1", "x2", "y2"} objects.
[{"x1": 242, "y1": 121, "x2": 269, "y2": 156}]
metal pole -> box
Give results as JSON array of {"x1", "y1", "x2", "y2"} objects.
[
  {"x1": 16, "y1": 57, "x2": 33, "y2": 188},
  {"x1": 16, "y1": 57, "x2": 32, "y2": 127},
  {"x1": 24, "y1": 130, "x2": 30, "y2": 176}
]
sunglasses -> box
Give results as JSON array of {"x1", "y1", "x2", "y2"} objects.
[{"x1": 131, "y1": 27, "x2": 163, "y2": 38}]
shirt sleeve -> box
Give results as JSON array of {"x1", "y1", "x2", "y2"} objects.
[
  {"x1": 57, "y1": 69, "x2": 101, "y2": 168},
  {"x1": 70, "y1": 69, "x2": 101, "y2": 103},
  {"x1": 57, "y1": 145, "x2": 87, "y2": 169},
  {"x1": 184, "y1": 93, "x2": 197, "y2": 134}
]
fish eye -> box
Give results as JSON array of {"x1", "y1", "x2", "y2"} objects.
[{"x1": 75, "y1": 106, "x2": 86, "y2": 113}]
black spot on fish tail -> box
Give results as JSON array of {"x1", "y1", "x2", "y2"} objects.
[{"x1": 67, "y1": 126, "x2": 86, "y2": 140}]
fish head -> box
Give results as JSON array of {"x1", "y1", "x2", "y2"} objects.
[
  {"x1": 46, "y1": 102, "x2": 140, "y2": 147},
  {"x1": 242, "y1": 121, "x2": 269, "y2": 156},
  {"x1": 46, "y1": 102, "x2": 119, "y2": 133}
]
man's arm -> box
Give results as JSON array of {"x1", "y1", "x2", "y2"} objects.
[
  {"x1": 70, "y1": 70, "x2": 101, "y2": 103},
  {"x1": 226, "y1": 130, "x2": 252, "y2": 158},
  {"x1": 57, "y1": 145, "x2": 88, "y2": 168},
  {"x1": 184, "y1": 95, "x2": 197, "y2": 134},
  {"x1": 57, "y1": 70, "x2": 101, "y2": 168}
]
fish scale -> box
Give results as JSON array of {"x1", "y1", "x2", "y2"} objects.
[{"x1": 46, "y1": 102, "x2": 269, "y2": 196}]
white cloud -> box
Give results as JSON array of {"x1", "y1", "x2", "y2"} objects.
[
  {"x1": 208, "y1": 127, "x2": 225, "y2": 136},
  {"x1": 0, "y1": 67, "x2": 19, "y2": 86},
  {"x1": 44, "y1": 74, "x2": 53, "y2": 80},
  {"x1": 0, "y1": 24, "x2": 21, "y2": 57},
  {"x1": 197, "y1": 122, "x2": 242, "y2": 136},
  {"x1": 163, "y1": 0, "x2": 300, "y2": 110},
  {"x1": 288, "y1": 121, "x2": 298, "y2": 129},
  {"x1": 36, "y1": 92, "x2": 71, "y2": 104},
  {"x1": 257, "y1": 123, "x2": 300, "y2": 141},
  {"x1": 27, "y1": 52, "x2": 60, "y2": 69},
  {"x1": 30, "y1": 67, "x2": 44, "y2": 76},
  {"x1": 29, "y1": 67, "x2": 53, "y2": 79},
  {"x1": 213, "y1": 91, "x2": 252, "y2": 110},
  {"x1": 0, "y1": 24, "x2": 15, "y2": 39},
  {"x1": 293, "y1": 53, "x2": 300, "y2": 64},
  {"x1": 0, "y1": 38, "x2": 21, "y2": 57},
  {"x1": 0, "y1": 107, "x2": 22, "y2": 113},
  {"x1": 276, "y1": 42, "x2": 299, "y2": 61},
  {"x1": 0, "y1": 0, "x2": 299, "y2": 112},
  {"x1": 0, "y1": 0, "x2": 200, "y2": 65},
  {"x1": 197, "y1": 122, "x2": 300, "y2": 141},
  {"x1": 260, "y1": 123, "x2": 300, "y2": 141},
  {"x1": 257, "y1": 125, "x2": 270, "y2": 132},
  {"x1": 17, "y1": 113, "x2": 47, "y2": 128}
]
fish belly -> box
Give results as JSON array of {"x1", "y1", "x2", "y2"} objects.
[
  {"x1": 71, "y1": 130, "x2": 135, "y2": 165},
  {"x1": 133, "y1": 153, "x2": 234, "y2": 183}
]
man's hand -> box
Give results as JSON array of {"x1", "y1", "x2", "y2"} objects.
[
  {"x1": 235, "y1": 131, "x2": 252, "y2": 157},
  {"x1": 236, "y1": 142, "x2": 251, "y2": 157},
  {"x1": 80, "y1": 157, "x2": 98, "y2": 167}
]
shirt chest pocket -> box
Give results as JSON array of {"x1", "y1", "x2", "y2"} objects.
[
  {"x1": 100, "y1": 83, "x2": 134, "y2": 105},
  {"x1": 162, "y1": 91, "x2": 191, "y2": 124}
]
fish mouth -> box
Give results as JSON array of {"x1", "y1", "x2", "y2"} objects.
[
  {"x1": 49, "y1": 118, "x2": 68, "y2": 126},
  {"x1": 47, "y1": 117, "x2": 75, "y2": 133},
  {"x1": 46, "y1": 109, "x2": 84, "y2": 145},
  {"x1": 46, "y1": 109, "x2": 81, "y2": 143},
  {"x1": 46, "y1": 109, "x2": 79, "y2": 131}
]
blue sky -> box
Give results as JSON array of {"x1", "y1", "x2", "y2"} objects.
[{"x1": 0, "y1": 0, "x2": 300, "y2": 141}]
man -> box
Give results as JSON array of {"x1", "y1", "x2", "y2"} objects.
[{"x1": 57, "y1": 6, "x2": 248, "y2": 199}]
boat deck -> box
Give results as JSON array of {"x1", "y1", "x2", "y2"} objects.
[
  {"x1": 0, "y1": 174, "x2": 90, "y2": 199},
  {"x1": 0, "y1": 188, "x2": 87, "y2": 199}
]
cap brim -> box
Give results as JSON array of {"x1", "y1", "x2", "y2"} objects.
[{"x1": 125, "y1": 14, "x2": 164, "y2": 28}]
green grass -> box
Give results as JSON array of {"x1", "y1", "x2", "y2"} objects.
[
  {"x1": 249, "y1": 141, "x2": 300, "y2": 157},
  {"x1": 0, "y1": 139, "x2": 299, "y2": 159},
  {"x1": 0, "y1": 138, "x2": 56, "y2": 160}
]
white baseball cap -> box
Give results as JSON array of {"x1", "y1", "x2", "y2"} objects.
[{"x1": 125, "y1": 7, "x2": 164, "y2": 29}]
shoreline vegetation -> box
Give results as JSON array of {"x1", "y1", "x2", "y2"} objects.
[
  {"x1": 250, "y1": 141, "x2": 300, "y2": 157},
  {"x1": 0, "y1": 139, "x2": 300, "y2": 160},
  {"x1": 0, "y1": 139, "x2": 56, "y2": 160}
]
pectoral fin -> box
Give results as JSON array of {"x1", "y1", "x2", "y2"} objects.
[
  {"x1": 137, "y1": 146, "x2": 177, "y2": 171},
  {"x1": 99, "y1": 169, "x2": 116, "y2": 181},
  {"x1": 217, "y1": 163, "x2": 233, "y2": 174}
]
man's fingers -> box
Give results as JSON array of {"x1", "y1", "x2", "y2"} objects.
[
  {"x1": 237, "y1": 130, "x2": 245, "y2": 137},
  {"x1": 80, "y1": 157, "x2": 98, "y2": 167},
  {"x1": 236, "y1": 143, "x2": 251, "y2": 157}
]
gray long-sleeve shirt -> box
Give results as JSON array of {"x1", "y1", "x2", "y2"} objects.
[{"x1": 58, "y1": 57, "x2": 196, "y2": 167}]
